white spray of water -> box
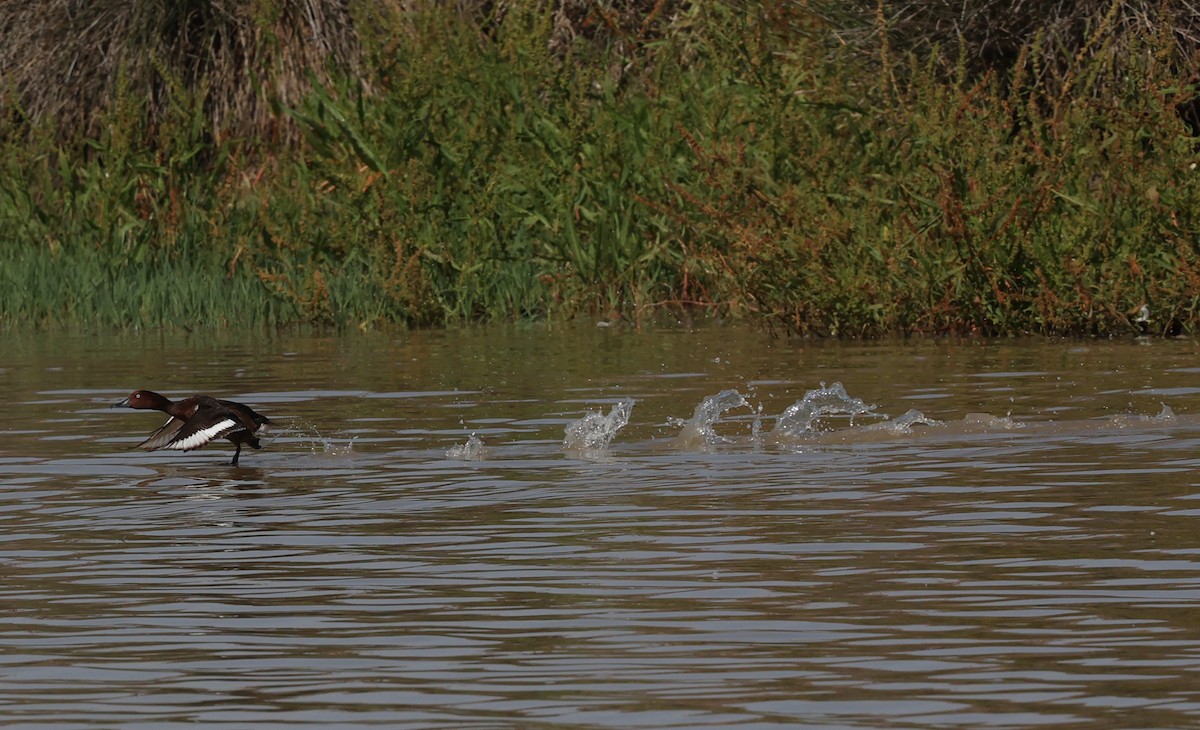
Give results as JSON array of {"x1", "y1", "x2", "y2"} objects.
[
  {"x1": 322, "y1": 435, "x2": 356, "y2": 456},
  {"x1": 446, "y1": 433, "x2": 488, "y2": 460},
  {"x1": 288, "y1": 421, "x2": 356, "y2": 456},
  {"x1": 674, "y1": 389, "x2": 750, "y2": 447},
  {"x1": 771, "y1": 382, "x2": 879, "y2": 438},
  {"x1": 1108, "y1": 403, "x2": 1176, "y2": 429},
  {"x1": 960, "y1": 413, "x2": 1022, "y2": 430},
  {"x1": 859, "y1": 407, "x2": 942, "y2": 435},
  {"x1": 563, "y1": 399, "x2": 635, "y2": 452}
]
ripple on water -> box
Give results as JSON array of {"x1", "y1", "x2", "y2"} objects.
[{"x1": 4, "y1": 332, "x2": 1200, "y2": 728}]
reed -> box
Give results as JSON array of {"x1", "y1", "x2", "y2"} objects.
[
  {"x1": 2, "y1": 1, "x2": 1199, "y2": 335},
  {"x1": 665, "y1": 10, "x2": 1200, "y2": 336}
]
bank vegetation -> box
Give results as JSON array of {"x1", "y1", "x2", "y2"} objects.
[{"x1": 3, "y1": 0, "x2": 1200, "y2": 336}]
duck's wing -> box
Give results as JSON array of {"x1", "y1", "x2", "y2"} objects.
[
  {"x1": 160, "y1": 415, "x2": 242, "y2": 451},
  {"x1": 217, "y1": 398, "x2": 272, "y2": 432},
  {"x1": 136, "y1": 416, "x2": 186, "y2": 451}
]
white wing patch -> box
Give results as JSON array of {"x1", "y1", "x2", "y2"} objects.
[
  {"x1": 137, "y1": 416, "x2": 184, "y2": 451},
  {"x1": 162, "y1": 418, "x2": 239, "y2": 451}
]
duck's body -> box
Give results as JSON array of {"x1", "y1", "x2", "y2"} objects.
[{"x1": 114, "y1": 390, "x2": 272, "y2": 466}]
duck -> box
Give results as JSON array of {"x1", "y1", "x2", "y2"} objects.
[{"x1": 113, "y1": 390, "x2": 273, "y2": 466}]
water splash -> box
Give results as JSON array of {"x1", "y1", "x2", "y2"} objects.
[
  {"x1": 960, "y1": 413, "x2": 1023, "y2": 430},
  {"x1": 750, "y1": 402, "x2": 764, "y2": 444},
  {"x1": 288, "y1": 421, "x2": 356, "y2": 456},
  {"x1": 771, "y1": 382, "x2": 878, "y2": 438},
  {"x1": 1108, "y1": 403, "x2": 1176, "y2": 428},
  {"x1": 319, "y1": 435, "x2": 355, "y2": 456},
  {"x1": 675, "y1": 389, "x2": 750, "y2": 447},
  {"x1": 446, "y1": 433, "x2": 488, "y2": 460},
  {"x1": 256, "y1": 424, "x2": 279, "y2": 449},
  {"x1": 564, "y1": 399, "x2": 634, "y2": 452},
  {"x1": 861, "y1": 408, "x2": 942, "y2": 435}
]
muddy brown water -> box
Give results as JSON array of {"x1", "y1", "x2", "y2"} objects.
[{"x1": 3, "y1": 326, "x2": 1200, "y2": 728}]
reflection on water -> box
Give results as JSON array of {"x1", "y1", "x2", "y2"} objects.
[{"x1": 4, "y1": 327, "x2": 1200, "y2": 728}]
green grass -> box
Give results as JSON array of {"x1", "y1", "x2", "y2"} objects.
[{"x1": 2, "y1": 2, "x2": 1200, "y2": 335}]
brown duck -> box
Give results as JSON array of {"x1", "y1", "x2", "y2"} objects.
[{"x1": 114, "y1": 390, "x2": 273, "y2": 466}]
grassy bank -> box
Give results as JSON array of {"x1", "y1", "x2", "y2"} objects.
[{"x1": 2, "y1": 2, "x2": 1200, "y2": 336}]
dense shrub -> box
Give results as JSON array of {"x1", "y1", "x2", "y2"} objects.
[{"x1": 1, "y1": 1, "x2": 1198, "y2": 335}]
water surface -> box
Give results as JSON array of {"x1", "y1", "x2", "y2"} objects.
[{"x1": 4, "y1": 326, "x2": 1200, "y2": 728}]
